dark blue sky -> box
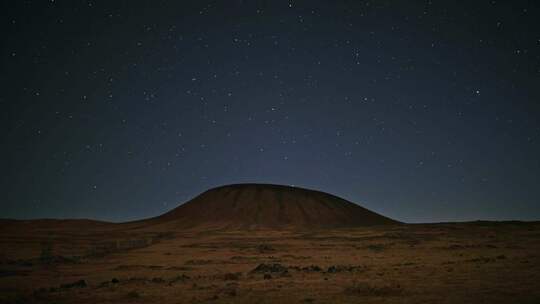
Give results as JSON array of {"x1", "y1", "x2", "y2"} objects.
[{"x1": 2, "y1": 1, "x2": 539, "y2": 223}]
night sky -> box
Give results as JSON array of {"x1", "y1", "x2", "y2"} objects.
[{"x1": 2, "y1": 1, "x2": 540, "y2": 223}]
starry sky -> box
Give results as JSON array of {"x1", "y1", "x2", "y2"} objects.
[{"x1": 2, "y1": 1, "x2": 540, "y2": 223}]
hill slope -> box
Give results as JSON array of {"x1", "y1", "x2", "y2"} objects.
[{"x1": 151, "y1": 184, "x2": 399, "y2": 229}]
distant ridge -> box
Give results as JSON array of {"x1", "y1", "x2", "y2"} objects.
[{"x1": 150, "y1": 183, "x2": 400, "y2": 229}]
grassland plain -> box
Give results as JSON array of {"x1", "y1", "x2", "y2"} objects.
[{"x1": 1, "y1": 220, "x2": 540, "y2": 304}]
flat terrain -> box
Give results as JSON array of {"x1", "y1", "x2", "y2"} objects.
[{"x1": 1, "y1": 221, "x2": 540, "y2": 303}]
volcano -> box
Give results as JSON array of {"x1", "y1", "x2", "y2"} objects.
[{"x1": 146, "y1": 184, "x2": 399, "y2": 229}]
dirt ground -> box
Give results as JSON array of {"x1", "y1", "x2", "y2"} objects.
[{"x1": 1, "y1": 221, "x2": 540, "y2": 303}]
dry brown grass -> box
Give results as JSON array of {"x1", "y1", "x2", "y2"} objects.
[{"x1": 1, "y1": 221, "x2": 540, "y2": 303}]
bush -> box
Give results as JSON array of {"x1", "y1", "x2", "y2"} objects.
[
  {"x1": 40, "y1": 241, "x2": 53, "y2": 262},
  {"x1": 127, "y1": 290, "x2": 141, "y2": 298}
]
